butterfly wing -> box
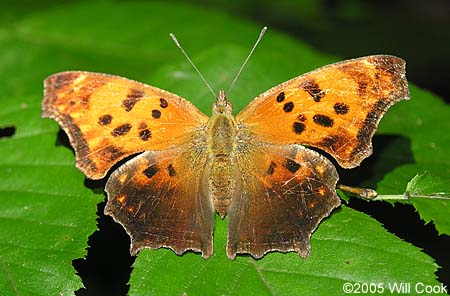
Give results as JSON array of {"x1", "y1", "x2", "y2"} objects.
[
  {"x1": 104, "y1": 141, "x2": 215, "y2": 258},
  {"x1": 227, "y1": 55, "x2": 408, "y2": 258},
  {"x1": 236, "y1": 55, "x2": 410, "y2": 168},
  {"x1": 227, "y1": 142, "x2": 340, "y2": 259},
  {"x1": 42, "y1": 71, "x2": 208, "y2": 179}
]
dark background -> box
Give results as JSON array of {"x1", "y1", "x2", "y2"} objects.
[{"x1": 38, "y1": 0, "x2": 446, "y2": 294}]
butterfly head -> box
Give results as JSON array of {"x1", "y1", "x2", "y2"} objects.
[{"x1": 213, "y1": 90, "x2": 233, "y2": 115}]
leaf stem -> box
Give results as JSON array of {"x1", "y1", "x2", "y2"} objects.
[
  {"x1": 373, "y1": 193, "x2": 450, "y2": 201},
  {"x1": 372, "y1": 194, "x2": 409, "y2": 201}
]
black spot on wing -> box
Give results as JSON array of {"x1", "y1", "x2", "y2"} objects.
[
  {"x1": 143, "y1": 165, "x2": 159, "y2": 179},
  {"x1": 284, "y1": 158, "x2": 301, "y2": 173},
  {"x1": 139, "y1": 129, "x2": 151, "y2": 141},
  {"x1": 300, "y1": 79, "x2": 325, "y2": 102},
  {"x1": 98, "y1": 114, "x2": 112, "y2": 126},
  {"x1": 123, "y1": 89, "x2": 145, "y2": 111},
  {"x1": 276, "y1": 92, "x2": 285, "y2": 103},
  {"x1": 122, "y1": 98, "x2": 139, "y2": 112},
  {"x1": 167, "y1": 164, "x2": 176, "y2": 177},
  {"x1": 283, "y1": 102, "x2": 294, "y2": 112},
  {"x1": 333, "y1": 103, "x2": 349, "y2": 115},
  {"x1": 111, "y1": 123, "x2": 132, "y2": 136},
  {"x1": 267, "y1": 161, "x2": 276, "y2": 175},
  {"x1": 293, "y1": 122, "x2": 306, "y2": 135},
  {"x1": 152, "y1": 109, "x2": 161, "y2": 119},
  {"x1": 313, "y1": 114, "x2": 334, "y2": 127},
  {"x1": 160, "y1": 98, "x2": 168, "y2": 108}
]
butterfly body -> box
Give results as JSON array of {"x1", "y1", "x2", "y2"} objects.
[
  {"x1": 42, "y1": 55, "x2": 409, "y2": 259},
  {"x1": 206, "y1": 90, "x2": 238, "y2": 217}
]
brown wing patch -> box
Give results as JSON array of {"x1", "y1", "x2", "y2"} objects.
[
  {"x1": 122, "y1": 88, "x2": 145, "y2": 112},
  {"x1": 104, "y1": 141, "x2": 214, "y2": 258},
  {"x1": 237, "y1": 55, "x2": 410, "y2": 168},
  {"x1": 227, "y1": 141, "x2": 340, "y2": 259},
  {"x1": 42, "y1": 71, "x2": 208, "y2": 179}
]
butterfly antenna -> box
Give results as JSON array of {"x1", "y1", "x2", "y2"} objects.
[
  {"x1": 170, "y1": 33, "x2": 216, "y2": 98},
  {"x1": 228, "y1": 26, "x2": 267, "y2": 94}
]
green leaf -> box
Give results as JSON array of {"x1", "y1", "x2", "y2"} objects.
[
  {"x1": 0, "y1": 91, "x2": 102, "y2": 293},
  {"x1": 0, "y1": 1, "x2": 447, "y2": 295},
  {"x1": 0, "y1": 27, "x2": 103, "y2": 292},
  {"x1": 0, "y1": 17, "x2": 104, "y2": 291}
]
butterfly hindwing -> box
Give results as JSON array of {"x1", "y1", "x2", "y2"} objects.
[
  {"x1": 226, "y1": 141, "x2": 340, "y2": 259},
  {"x1": 236, "y1": 55, "x2": 410, "y2": 168},
  {"x1": 42, "y1": 71, "x2": 208, "y2": 179},
  {"x1": 104, "y1": 143, "x2": 215, "y2": 258}
]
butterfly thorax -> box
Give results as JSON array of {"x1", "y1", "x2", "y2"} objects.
[{"x1": 206, "y1": 90, "x2": 239, "y2": 218}]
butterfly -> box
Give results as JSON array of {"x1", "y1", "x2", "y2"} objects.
[{"x1": 42, "y1": 50, "x2": 409, "y2": 260}]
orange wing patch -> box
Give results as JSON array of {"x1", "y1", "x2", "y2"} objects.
[
  {"x1": 42, "y1": 71, "x2": 208, "y2": 179},
  {"x1": 237, "y1": 55, "x2": 410, "y2": 168}
]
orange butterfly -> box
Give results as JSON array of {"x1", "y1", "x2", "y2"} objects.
[{"x1": 42, "y1": 31, "x2": 409, "y2": 260}]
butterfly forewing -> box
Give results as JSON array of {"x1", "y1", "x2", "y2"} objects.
[
  {"x1": 236, "y1": 55, "x2": 410, "y2": 168},
  {"x1": 42, "y1": 71, "x2": 208, "y2": 179}
]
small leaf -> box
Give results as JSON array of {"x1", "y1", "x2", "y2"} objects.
[
  {"x1": 407, "y1": 172, "x2": 450, "y2": 235},
  {"x1": 406, "y1": 171, "x2": 450, "y2": 198}
]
